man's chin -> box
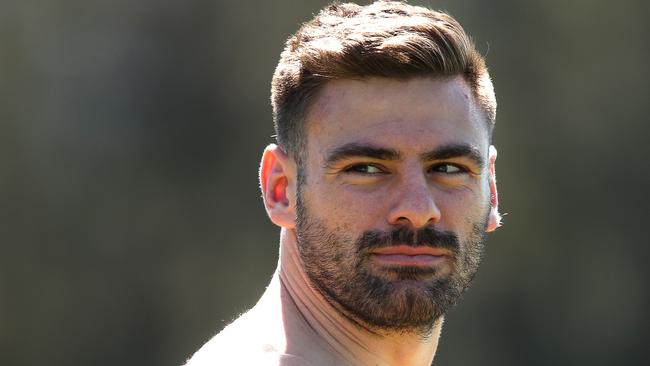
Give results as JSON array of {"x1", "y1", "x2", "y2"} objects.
[
  {"x1": 346, "y1": 276, "x2": 449, "y2": 331},
  {"x1": 306, "y1": 267, "x2": 450, "y2": 337}
]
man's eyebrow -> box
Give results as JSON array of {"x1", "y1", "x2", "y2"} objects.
[
  {"x1": 325, "y1": 143, "x2": 401, "y2": 165},
  {"x1": 420, "y1": 144, "x2": 486, "y2": 168}
]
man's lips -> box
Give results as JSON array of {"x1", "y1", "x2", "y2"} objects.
[{"x1": 369, "y1": 245, "x2": 450, "y2": 266}]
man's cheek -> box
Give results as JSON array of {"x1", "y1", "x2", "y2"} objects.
[{"x1": 437, "y1": 189, "x2": 482, "y2": 213}]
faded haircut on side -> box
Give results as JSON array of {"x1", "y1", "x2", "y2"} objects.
[{"x1": 271, "y1": 0, "x2": 497, "y2": 167}]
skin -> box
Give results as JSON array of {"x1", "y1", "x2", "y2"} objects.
[{"x1": 184, "y1": 76, "x2": 499, "y2": 366}]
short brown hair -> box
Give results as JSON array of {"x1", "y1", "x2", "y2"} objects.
[{"x1": 271, "y1": 0, "x2": 497, "y2": 164}]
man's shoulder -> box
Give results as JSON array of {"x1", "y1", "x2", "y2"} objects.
[
  {"x1": 183, "y1": 315, "x2": 309, "y2": 366},
  {"x1": 184, "y1": 345, "x2": 309, "y2": 366}
]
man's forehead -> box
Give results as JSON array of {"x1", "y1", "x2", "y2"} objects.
[
  {"x1": 307, "y1": 76, "x2": 473, "y2": 121},
  {"x1": 304, "y1": 76, "x2": 488, "y2": 155}
]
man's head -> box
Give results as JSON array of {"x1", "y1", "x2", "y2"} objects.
[{"x1": 261, "y1": 1, "x2": 500, "y2": 337}]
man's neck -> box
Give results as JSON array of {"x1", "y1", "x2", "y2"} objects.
[{"x1": 261, "y1": 228, "x2": 442, "y2": 366}]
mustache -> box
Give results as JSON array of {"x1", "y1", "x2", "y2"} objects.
[{"x1": 356, "y1": 226, "x2": 460, "y2": 255}]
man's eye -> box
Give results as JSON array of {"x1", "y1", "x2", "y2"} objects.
[
  {"x1": 345, "y1": 164, "x2": 384, "y2": 174},
  {"x1": 430, "y1": 163, "x2": 463, "y2": 174}
]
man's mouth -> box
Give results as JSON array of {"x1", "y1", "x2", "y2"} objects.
[{"x1": 369, "y1": 245, "x2": 449, "y2": 266}]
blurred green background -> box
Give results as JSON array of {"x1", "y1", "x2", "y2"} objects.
[{"x1": 1, "y1": 0, "x2": 648, "y2": 365}]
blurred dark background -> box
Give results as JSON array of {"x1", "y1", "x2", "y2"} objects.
[{"x1": 1, "y1": 0, "x2": 648, "y2": 365}]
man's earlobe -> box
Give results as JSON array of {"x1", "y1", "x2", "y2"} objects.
[
  {"x1": 259, "y1": 144, "x2": 297, "y2": 229},
  {"x1": 486, "y1": 145, "x2": 501, "y2": 232}
]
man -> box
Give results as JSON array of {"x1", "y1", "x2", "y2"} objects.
[{"x1": 186, "y1": 1, "x2": 500, "y2": 365}]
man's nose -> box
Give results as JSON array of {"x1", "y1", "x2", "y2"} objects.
[{"x1": 387, "y1": 174, "x2": 441, "y2": 229}]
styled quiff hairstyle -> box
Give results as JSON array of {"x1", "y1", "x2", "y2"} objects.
[{"x1": 271, "y1": 0, "x2": 497, "y2": 165}]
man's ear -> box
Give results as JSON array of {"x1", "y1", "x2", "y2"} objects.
[
  {"x1": 259, "y1": 144, "x2": 297, "y2": 229},
  {"x1": 486, "y1": 145, "x2": 501, "y2": 232}
]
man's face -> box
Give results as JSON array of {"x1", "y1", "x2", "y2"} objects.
[{"x1": 294, "y1": 76, "x2": 496, "y2": 336}]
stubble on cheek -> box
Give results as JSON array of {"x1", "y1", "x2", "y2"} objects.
[
  {"x1": 294, "y1": 179, "x2": 491, "y2": 335},
  {"x1": 296, "y1": 211, "x2": 448, "y2": 335}
]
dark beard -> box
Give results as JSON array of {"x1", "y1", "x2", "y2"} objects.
[{"x1": 295, "y1": 196, "x2": 487, "y2": 337}]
